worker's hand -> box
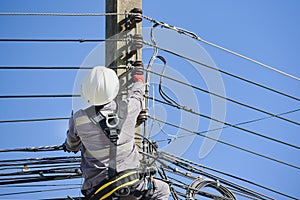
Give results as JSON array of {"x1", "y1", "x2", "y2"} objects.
[
  {"x1": 62, "y1": 142, "x2": 71, "y2": 153},
  {"x1": 62, "y1": 143, "x2": 79, "y2": 154}
]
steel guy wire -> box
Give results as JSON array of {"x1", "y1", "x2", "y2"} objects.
[
  {"x1": 148, "y1": 115, "x2": 300, "y2": 171},
  {"x1": 142, "y1": 15, "x2": 300, "y2": 81}
]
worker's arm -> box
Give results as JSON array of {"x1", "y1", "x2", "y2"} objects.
[
  {"x1": 63, "y1": 114, "x2": 81, "y2": 153},
  {"x1": 127, "y1": 66, "x2": 145, "y2": 112}
]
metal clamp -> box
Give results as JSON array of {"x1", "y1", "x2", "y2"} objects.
[{"x1": 130, "y1": 8, "x2": 143, "y2": 23}]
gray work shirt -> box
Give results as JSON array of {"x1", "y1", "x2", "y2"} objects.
[{"x1": 65, "y1": 81, "x2": 144, "y2": 195}]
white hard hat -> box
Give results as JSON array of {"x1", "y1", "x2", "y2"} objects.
[{"x1": 81, "y1": 66, "x2": 119, "y2": 105}]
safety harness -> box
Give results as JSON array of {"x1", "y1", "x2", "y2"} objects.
[{"x1": 84, "y1": 101, "x2": 153, "y2": 200}]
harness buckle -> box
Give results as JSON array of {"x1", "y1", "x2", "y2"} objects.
[
  {"x1": 114, "y1": 186, "x2": 131, "y2": 197},
  {"x1": 106, "y1": 114, "x2": 119, "y2": 129}
]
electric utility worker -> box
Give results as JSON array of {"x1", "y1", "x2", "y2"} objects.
[{"x1": 63, "y1": 66, "x2": 170, "y2": 200}]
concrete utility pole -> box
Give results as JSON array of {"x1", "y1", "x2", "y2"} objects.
[
  {"x1": 105, "y1": 0, "x2": 144, "y2": 150},
  {"x1": 105, "y1": 0, "x2": 142, "y2": 70}
]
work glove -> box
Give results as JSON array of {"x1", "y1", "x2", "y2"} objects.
[
  {"x1": 62, "y1": 142, "x2": 78, "y2": 154},
  {"x1": 62, "y1": 142, "x2": 71, "y2": 153},
  {"x1": 133, "y1": 65, "x2": 144, "y2": 83}
]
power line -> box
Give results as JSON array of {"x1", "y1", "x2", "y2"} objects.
[
  {"x1": 0, "y1": 38, "x2": 127, "y2": 43},
  {"x1": 143, "y1": 42, "x2": 300, "y2": 102},
  {"x1": 0, "y1": 12, "x2": 134, "y2": 17},
  {"x1": 0, "y1": 11, "x2": 298, "y2": 80},
  {"x1": 142, "y1": 15, "x2": 300, "y2": 81},
  {"x1": 142, "y1": 135, "x2": 287, "y2": 199},
  {"x1": 0, "y1": 94, "x2": 80, "y2": 99},
  {"x1": 144, "y1": 68, "x2": 300, "y2": 126},
  {"x1": 0, "y1": 145, "x2": 63, "y2": 152},
  {"x1": 0, "y1": 39, "x2": 106, "y2": 43},
  {"x1": 142, "y1": 151, "x2": 272, "y2": 200},
  {"x1": 148, "y1": 115, "x2": 300, "y2": 171},
  {"x1": 0, "y1": 66, "x2": 87, "y2": 70},
  {"x1": 147, "y1": 96, "x2": 300, "y2": 150},
  {"x1": 165, "y1": 108, "x2": 300, "y2": 142},
  {"x1": 0, "y1": 70, "x2": 298, "y2": 126},
  {"x1": 0, "y1": 117, "x2": 69, "y2": 124},
  {"x1": 0, "y1": 187, "x2": 80, "y2": 197},
  {"x1": 0, "y1": 66, "x2": 128, "y2": 70},
  {"x1": 162, "y1": 151, "x2": 297, "y2": 200}
]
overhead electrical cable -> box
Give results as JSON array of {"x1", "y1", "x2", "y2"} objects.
[
  {"x1": 0, "y1": 145, "x2": 63, "y2": 152},
  {"x1": 0, "y1": 39, "x2": 105, "y2": 43},
  {"x1": 0, "y1": 66, "x2": 128, "y2": 70},
  {"x1": 144, "y1": 67, "x2": 300, "y2": 125},
  {"x1": 0, "y1": 12, "x2": 138, "y2": 17},
  {"x1": 142, "y1": 15, "x2": 300, "y2": 81},
  {"x1": 0, "y1": 11, "x2": 297, "y2": 80},
  {"x1": 148, "y1": 115, "x2": 300, "y2": 171},
  {"x1": 162, "y1": 151, "x2": 297, "y2": 200},
  {"x1": 147, "y1": 96, "x2": 300, "y2": 150},
  {"x1": 159, "y1": 108, "x2": 300, "y2": 143},
  {"x1": 0, "y1": 187, "x2": 81, "y2": 197},
  {"x1": 0, "y1": 94, "x2": 80, "y2": 99},
  {"x1": 141, "y1": 135, "x2": 282, "y2": 199},
  {"x1": 141, "y1": 151, "x2": 271, "y2": 200},
  {"x1": 0, "y1": 107, "x2": 298, "y2": 127},
  {"x1": 143, "y1": 42, "x2": 300, "y2": 102},
  {"x1": 0, "y1": 117, "x2": 69, "y2": 124},
  {"x1": 0, "y1": 75, "x2": 298, "y2": 126},
  {"x1": 0, "y1": 66, "x2": 91, "y2": 70}
]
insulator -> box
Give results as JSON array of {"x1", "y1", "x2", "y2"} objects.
[
  {"x1": 130, "y1": 8, "x2": 143, "y2": 23},
  {"x1": 131, "y1": 34, "x2": 143, "y2": 50},
  {"x1": 132, "y1": 60, "x2": 143, "y2": 67},
  {"x1": 137, "y1": 109, "x2": 148, "y2": 123}
]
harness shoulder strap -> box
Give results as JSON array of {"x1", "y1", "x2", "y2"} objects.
[{"x1": 85, "y1": 101, "x2": 128, "y2": 179}]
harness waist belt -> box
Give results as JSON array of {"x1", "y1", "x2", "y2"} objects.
[
  {"x1": 89, "y1": 170, "x2": 140, "y2": 200},
  {"x1": 84, "y1": 140, "x2": 134, "y2": 159}
]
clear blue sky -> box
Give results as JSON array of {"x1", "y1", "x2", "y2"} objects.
[{"x1": 0, "y1": 0, "x2": 299, "y2": 199}]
